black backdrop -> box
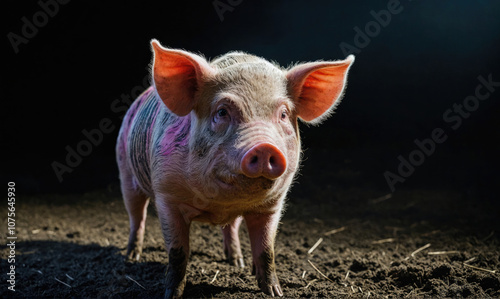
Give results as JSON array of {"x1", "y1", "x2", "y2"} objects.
[{"x1": 3, "y1": 0, "x2": 500, "y2": 198}]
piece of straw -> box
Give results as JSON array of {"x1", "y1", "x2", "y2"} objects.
[
  {"x1": 427, "y1": 251, "x2": 460, "y2": 255},
  {"x1": 411, "y1": 243, "x2": 431, "y2": 258},
  {"x1": 372, "y1": 238, "x2": 395, "y2": 244},
  {"x1": 304, "y1": 279, "x2": 317, "y2": 289},
  {"x1": 125, "y1": 275, "x2": 146, "y2": 290},
  {"x1": 308, "y1": 238, "x2": 323, "y2": 254},
  {"x1": 324, "y1": 226, "x2": 346, "y2": 236},
  {"x1": 307, "y1": 260, "x2": 334, "y2": 283},
  {"x1": 463, "y1": 263, "x2": 497, "y2": 274},
  {"x1": 54, "y1": 278, "x2": 71, "y2": 288},
  {"x1": 210, "y1": 270, "x2": 220, "y2": 283}
]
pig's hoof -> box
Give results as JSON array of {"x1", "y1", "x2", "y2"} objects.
[
  {"x1": 164, "y1": 276, "x2": 186, "y2": 299},
  {"x1": 224, "y1": 248, "x2": 245, "y2": 268},
  {"x1": 223, "y1": 242, "x2": 245, "y2": 268},
  {"x1": 127, "y1": 251, "x2": 141, "y2": 262},
  {"x1": 230, "y1": 257, "x2": 245, "y2": 268},
  {"x1": 263, "y1": 283, "x2": 283, "y2": 297},
  {"x1": 126, "y1": 245, "x2": 142, "y2": 262},
  {"x1": 257, "y1": 271, "x2": 283, "y2": 297}
]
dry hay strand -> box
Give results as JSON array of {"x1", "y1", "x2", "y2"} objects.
[
  {"x1": 324, "y1": 226, "x2": 347, "y2": 236},
  {"x1": 405, "y1": 243, "x2": 431, "y2": 260},
  {"x1": 427, "y1": 251, "x2": 460, "y2": 255},
  {"x1": 307, "y1": 260, "x2": 334, "y2": 283},
  {"x1": 308, "y1": 238, "x2": 323, "y2": 254},
  {"x1": 54, "y1": 277, "x2": 71, "y2": 288},
  {"x1": 372, "y1": 238, "x2": 395, "y2": 245},
  {"x1": 210, "y1": 270, "x2": 220, "y2": 283},
  {"x1": 125, "y1": 275, "x2": 146, "y2": 290},
  {"x1": 463, "y1": 263, "x2": 497, "y2": 274},
  {"x1": 304, "y1": 278, "x2": 317, "y2": 289}
]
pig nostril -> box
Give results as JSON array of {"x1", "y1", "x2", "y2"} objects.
[{"x1": 241, "y1": 143, "x2": 287, "y2": 179}]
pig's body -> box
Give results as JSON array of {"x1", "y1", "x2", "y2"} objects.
[
  {"x1": 117, "y1": 85, "x2": 293, "y2": 224},
  {"x1": 117, "y1": 40, "x2": 354, "y2": 298}
]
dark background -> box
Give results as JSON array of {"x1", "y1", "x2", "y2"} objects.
[{"x1": 3, "y1": 0, "x2": 500, "y2": 200}]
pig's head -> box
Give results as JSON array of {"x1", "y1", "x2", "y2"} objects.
[{"x1": 151, "y1": 40, "x2": 354, "y2": 210}]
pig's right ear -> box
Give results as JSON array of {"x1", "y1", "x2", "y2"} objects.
[{"x1": 151, "y1": 39, "x2": 216, "y2": 116}]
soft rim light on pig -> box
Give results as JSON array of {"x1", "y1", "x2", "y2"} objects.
[{"x1": 116, "y1": 39, "x2": 354, "y2": 298}]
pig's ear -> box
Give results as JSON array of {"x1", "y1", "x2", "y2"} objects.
[
  {"x1": 286, "y1": 55, "x2": 354, "y2": 124},
  {"x1": 151, "y1": 39, "x2": 215, "y2": 116}
]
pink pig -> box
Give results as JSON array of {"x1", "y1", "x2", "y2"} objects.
[{"x1": 116, "y1": 39, "x2": 354, "y2": 298}]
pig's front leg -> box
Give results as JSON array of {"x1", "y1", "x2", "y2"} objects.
[
  {"x1": 245, "y1": 212, "x2": 283, "y2": 297},
  {"x1": 155, "y1": 198, "x2": 191, "y2": 299},
  {"x1": 222, "y1": 216, "x2": 245, "y2": 268}
]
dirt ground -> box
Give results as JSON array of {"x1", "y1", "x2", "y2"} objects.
[{"x1": 2, "y1": 151, "x2": 500, "y2": 298}]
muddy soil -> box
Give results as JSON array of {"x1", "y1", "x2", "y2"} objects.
[{"x1": 1, "y1": 151, "x2": 499, "y2": 298}]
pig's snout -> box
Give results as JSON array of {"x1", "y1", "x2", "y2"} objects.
[{"x1": 241, "y1": 143, "x2": 287, "y2": 180}]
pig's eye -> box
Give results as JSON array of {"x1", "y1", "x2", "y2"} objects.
[
  {"x1": 213, "y1": 107, "x2": 231, "y2": 124},
  {"x1": 280, "y1": 109, "x2": 289, "y2": 121},
  {"x1": 217, "y1": 108, "x2": 228, "y2": 118}
]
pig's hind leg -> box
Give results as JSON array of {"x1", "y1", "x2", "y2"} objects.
[
  {"x1": 120, "y1": 170, "x2": 150, "y2": 261},
  {"x1": 222, "y1": 216, "x2": 245, "y2": 268}
]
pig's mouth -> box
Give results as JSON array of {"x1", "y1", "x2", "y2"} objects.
[
  {"x1": 214, "y1": 172, "x2": 275, "y2": 192},
  {"x1": 215, "y1": 174, "x2": 237, "y2": 189}
]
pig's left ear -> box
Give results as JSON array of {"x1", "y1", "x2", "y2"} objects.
[
  {"x1": 151, "y1": 39, "x2": 216, "y2": 116},
  {"x1": 286, "y1": 55, "x2": 354, "y2": 124}
]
